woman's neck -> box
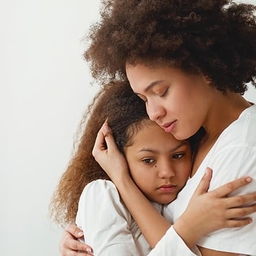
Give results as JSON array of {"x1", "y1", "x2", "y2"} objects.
[
  {"x1": 203, "y1": 92, "x2": 250, "y2": 139},
  {"x1": 191, "y1": 92, "x2": 251, "y2": 176}
]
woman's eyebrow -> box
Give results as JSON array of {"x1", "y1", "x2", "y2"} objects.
[{"x1": 144, "y1": 80, "x2": 164, "y2": 93}]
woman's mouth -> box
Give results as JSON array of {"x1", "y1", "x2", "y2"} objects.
[{"x1": 161, "y1": 120, "x2": 177, "y2": 133}]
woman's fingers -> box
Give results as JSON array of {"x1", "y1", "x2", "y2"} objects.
[
  {"x1": 59, "y1": 224, "x2": 94, "y2": 256},
  {"x1": 225, "y1": 202, "x2": 256, "y2": 219},
  {"x1": 211, "y1": 176, "x2": 253, "y2": 198},
  {"x1": 224, "y1": 217, "x2": 253, "y2": 228},
  {"x1": 192, "y1": 167, "x2": 213, "y2": 196},
  {"x1": 65, "y1": 224, "x2": 84, "y2": 239},
  {"x1": 223, "y1": 192, "x2": 256, "y2": 208},
  {"x1": 60, "y1": 238, "x2": 93, "y2": 255}
]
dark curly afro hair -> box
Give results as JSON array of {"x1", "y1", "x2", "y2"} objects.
[{"x1": 84, "y1": 0, "x2": 256, "y2": 94}]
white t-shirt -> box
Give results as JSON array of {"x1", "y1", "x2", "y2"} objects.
[
  {"x1": 162, "y1": 104, "x2": 256, "y2": 255},
  {"x1": 76, "y1": 179, "x2": 201, "y2": 256}
]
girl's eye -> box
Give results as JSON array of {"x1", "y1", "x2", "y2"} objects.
[
  {"x1": 142, "y1": 158, "x2": 155, "y2": 164},
  {"x1": 172, "y1": 153, "x2": 185, "y2": 159}
]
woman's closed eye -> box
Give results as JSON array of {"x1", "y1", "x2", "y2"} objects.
[
  {"x1": 137, "y1": 94, "x2": 147, "y2": 102},
  {"x1": 160, "y1": 88, "x2": 168, "y2": 97},
  {"x1": 154, "y1": 85, "x2": 169, "y2": 97}
]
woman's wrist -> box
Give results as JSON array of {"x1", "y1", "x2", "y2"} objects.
[{"x1": 172, "y1": 215, "x2": 200, "y2": 249}]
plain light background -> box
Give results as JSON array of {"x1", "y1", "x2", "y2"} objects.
[{"x1": 1, "y1": 0, "x2": 256, "y2": 255}]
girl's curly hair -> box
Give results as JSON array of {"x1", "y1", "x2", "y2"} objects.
[
  {"x1": 49, "y1": 80, "x2": 149, "y2": 225},
  {"x1": 85, "y1": 0, "x2": 256, "y2": 94}
]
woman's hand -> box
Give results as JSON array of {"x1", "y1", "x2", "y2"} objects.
[
  {"x1": 92, "y1": 122, "x2": 130, "y2": 183},
  {"x1": 173, "y1": 168, "x2": 256, "y2": 248},
  {"x1": 59, "y1": 224, "x2": 94, "y2": 256}
]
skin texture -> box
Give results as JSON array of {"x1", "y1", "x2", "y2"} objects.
[
  {"x1": 125, "y1": 64, "x2": 253, "y2": 255},
  {"x1": 59, "y1": 0, "x2": 256, "y2": 255},
  {"x1": 92, "y1": 121, "x2": 256, "y2": 251},
  {"x1": 124, "y1": 121, "x2": 192, "y2": 204},
  {"x1": 126, "y1": 63, "x2": 252, "y2": 179},
  {"x1": 126, "y1": 64, "x2": 250, "y2": 142}
]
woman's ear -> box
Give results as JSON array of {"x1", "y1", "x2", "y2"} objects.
[{"x1": 203, "y1": 75, "x2": 213, "y2": 86}]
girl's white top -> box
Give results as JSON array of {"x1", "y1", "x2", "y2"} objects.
[{"x1": 76, "y1": 179, "x2": 201, "y2": 256}]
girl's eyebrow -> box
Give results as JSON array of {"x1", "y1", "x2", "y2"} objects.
[{"x1": 138, "y1": 141, "x2": 187, "y2": 153}]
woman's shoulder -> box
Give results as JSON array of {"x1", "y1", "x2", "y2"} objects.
[{"x1": 217, "y1": 104, "x2": 256, "y2": 148}]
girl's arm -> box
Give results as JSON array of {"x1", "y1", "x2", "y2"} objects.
[{"x1": 92, "y1": 122, "x2": 256, "y2": 249}]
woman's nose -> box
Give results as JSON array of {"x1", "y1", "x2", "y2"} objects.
[{"x1": 146, "y1": 102, "x2": 165, "y2": 122}]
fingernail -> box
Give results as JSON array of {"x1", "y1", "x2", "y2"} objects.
[
  {"x1": 103, "y1": 122, "x2": 111, "y2": 135},
  {"x1": 245, "y1": 176, "x2": 252, "y2": 183},
  {"x1": 85, "y1": 248, "x2": 94, "y2": 255},
  {"x1": 78, "y1": 231, "x2": 84, "y2": 236}
]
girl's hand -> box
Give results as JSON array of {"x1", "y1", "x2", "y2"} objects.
[
  {"x1": 173, "y1": 168, "x2": 256, "y2": 248},
  {"x1": 92, "y1": 122, "x2": 130, "y2": 182},
  {"x1": 59, "y1": 224, "x2": 94, "y2": 256}
]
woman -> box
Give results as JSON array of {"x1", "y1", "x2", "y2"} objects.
[{"x1": 61, "y1": 0, "x2": 256, "y2": 255}]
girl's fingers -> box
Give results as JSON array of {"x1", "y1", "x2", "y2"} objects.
[
  {"x1": 92, "y1": 122, "x2": 115, "y2": 156},
  {"x1": 211, "y1": 176, "x2": 253, "y2": 198},
  {"x1": 92, "y1": 124, "x2": 108, "y2": 158},
  {"x1": 102, "y1": 122, "x2": 118, "y2": 151}
]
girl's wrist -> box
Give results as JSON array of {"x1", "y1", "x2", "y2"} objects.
[{"x1": 111, "y1": 168, "x2": 133, "y2": 189}]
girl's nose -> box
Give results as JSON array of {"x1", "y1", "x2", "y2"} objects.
[{"x1": 157, "y1": 162, "x2": 175, "y2": 179}]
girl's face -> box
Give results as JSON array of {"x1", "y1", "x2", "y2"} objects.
[
  {"x1": 124, "y1": 121, "x2": 192, "y2": 204},
  {"x1": 126, "y1": 63, "x2": 214, "y2": 140}
]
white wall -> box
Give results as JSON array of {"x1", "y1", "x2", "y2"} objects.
[
  {"x1": 1, "y1": 1, "x2": 101, "y2": 255},
  {"x1": 1, "y1": 1, "x2": 256, "y2": 256}
]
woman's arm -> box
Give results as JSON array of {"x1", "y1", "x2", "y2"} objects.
[
  {"x1": 59, "y1": 224, "x2": 93, "y2": 256},
  {"x1": 92, "y1": 122, "x2": 256, "y2": 249}
]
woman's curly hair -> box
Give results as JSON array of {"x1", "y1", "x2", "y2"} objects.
[
  {"x1": 49, "y1": 80, "x2": 149, "y2": 225},
  {"x1": 85, "y1": 0, "x2": 256, "y2": 94}
]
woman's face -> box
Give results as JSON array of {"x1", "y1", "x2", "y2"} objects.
[
  {"x1": 124, "y1": 121, "x2": 192, "y2": 204},
  {"x1": 126, "y1": 63, "x2": 213, "y2": 140}
]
